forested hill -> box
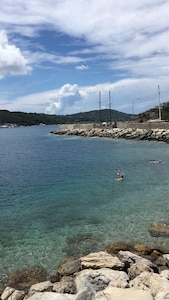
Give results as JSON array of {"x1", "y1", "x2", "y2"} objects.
[{"x1": 0, "y1": 109, "x2": 132, "y2": 126}]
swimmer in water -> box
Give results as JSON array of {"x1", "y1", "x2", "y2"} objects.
[
  {"x1": 119, "y1": 174, "x2": 124, "y2": 180},
  {"x1": 117, "y1": 170, "x2": 121, "y2": 176},
  {"x1": 149, "y1": 159, "x2": 162, "y2": 164},
  {"x1": 156, "y1": 160, "x2": 162, "y2": 163},
  {"x1": 115, "y1": 173, "x2": 124, "y2": 181}
]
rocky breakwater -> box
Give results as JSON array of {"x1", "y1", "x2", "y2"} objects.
[
  {"x1": 50, "y1": 127, "x2": 169, "y2": 143},
  {"x1": 1, "y1": 243, "x2": 169, "y2": 300}
]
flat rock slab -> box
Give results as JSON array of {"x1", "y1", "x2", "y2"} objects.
[
  {"x1": 27, "y1": 292, "x2": 75, "y2": 300},
  {"x1": 101, "y1": 287, "x2": 153, "y2": 300},
  {"x1": 80, "y1": 251, "x2": 124, "y2": 270}
]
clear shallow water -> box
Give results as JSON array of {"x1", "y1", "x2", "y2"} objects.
[{"x1": 0, "y1": 125, "x2": 169, "y2": 280}]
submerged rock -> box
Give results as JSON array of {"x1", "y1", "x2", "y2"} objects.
[
  {"x1": 6, "y1": 266, "x2": 47, "y2": 292},
  {"x1": 105, "y1": 242, "x2": 130, "y2": 255},
  {"x1": 149, "y1": 222, "x2": 169, "y2": 237}
]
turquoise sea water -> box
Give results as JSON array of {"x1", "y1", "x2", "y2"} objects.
[{"x1": 0, "y1": 125, "x2": 169, "y2": 281}]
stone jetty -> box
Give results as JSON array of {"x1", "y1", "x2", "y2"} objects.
[
  {"x1": 50, "y1": 124, "x2": 169, "y2": 143},
  {"x1": 1, "y1": 242, "x2": 169, "y2": 300}
]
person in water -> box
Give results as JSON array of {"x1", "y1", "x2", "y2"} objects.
[
  {"x1": 149, "y1": 159, "x2": 162, "y2": 164},
  {"x1": 115, "y1": 172, "x2": 124, "y2": 181},
  {"x1": 117, "y1": 170, "x2": 121, "y2": 176},
  {"x1": 119, "y1": 174, "x2": 124, "y2": 180}
]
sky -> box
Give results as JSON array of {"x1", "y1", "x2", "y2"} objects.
[{"x1": 0, "y1": 0, "x2": 169, "y2": 115}]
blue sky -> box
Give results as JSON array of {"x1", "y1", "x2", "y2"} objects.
[{"x1": 0, "y1": 0, "x2": 169, "y2": 115}]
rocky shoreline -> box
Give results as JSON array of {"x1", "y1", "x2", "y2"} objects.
[
  {"x1": 1, "y1": 242, "x2": 169, "y2": 300},
  {"x1": 50, "y1": 126, "x2": 169, "y2": 143}
]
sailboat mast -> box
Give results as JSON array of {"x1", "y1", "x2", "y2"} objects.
[
  {"x1": 158, "y1": 85, "x2": 162, "y2": 121},
  {"x1": 99, "y1": 91, "x2": 102, "y2": 124},
  {"x1": 109, "y1": 91, "x2": 112, "y2": 124}
]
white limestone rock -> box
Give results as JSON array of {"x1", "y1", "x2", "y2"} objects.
[
  {"x1": 52, "y1": 276, "x2": 76, "y2": 294},
  {"x1": 25, "y1": 291, "x2": 75, "y2": 300},
  {"x1": 75, "y1": 268, "x2": 129, "y2": 293},
  {"x1": 128, "y1": 262, "x2": 153, "y2": 280},
  {"x1": 160, "y1": 269, "x2": 169, "y2": 280},
  {"x1": 1, "y1": 287, "x2": 15, "y2": 300},
  {"x1": 8, "y1": 290, "x2": 25, "y2": 300},
  {"x1": 74, "y1": 288, "x2": 95, "y2": 300},
  {"x1": 163, "y1": 254, "x2": 169, "y2": 267},
  {"x1": 100, "y1": 286, "x2": 153, "y2": 300},
  {"x1": 155, "y1": 291, "x2": 169, "y2": 300},
  {"x1": 118, "y1": 250, "x2": 157, "y2": 270},
  {"x1": 80, "y1": 251, "x2": 124, "y2": 269},
  {"x1": 94, "y1": 291, "x2": 108, "y2": 300},
  {"x1": 29, "y1": 281, "x2": 53, "y2": 294},
  {"x1": 1, "y1": 288, "x2": 25, "y2": 300},
  {"x1": 129, "y1": 271, "x2": 169, "y2": 297}
]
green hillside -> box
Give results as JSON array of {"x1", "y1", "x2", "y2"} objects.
[
  {"x1": 0, "y1": 109, "x2": 132, "y2": 126},
  {"x1": 136, "y1": 102, "x2": 169, "y2": 122}
]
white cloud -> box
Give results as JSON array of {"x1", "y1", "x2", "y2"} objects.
[
  {"x1": 26, "y1": 51, "x2": 85, "y2": 65},
  {"x1": 0, "y1": 30, "x2": 31, "y2": 78},
  {"x1": 45, "y1": 84, "x2": 83, "y2": 114},
  {"x1": 75, "y1": 64, "x2": 89, "y2": 70},
  {"x1": 0, "y1": 0, "x2": 169, "y2": 78}
]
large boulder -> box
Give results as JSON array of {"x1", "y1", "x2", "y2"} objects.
[
  {"x1": 160, "y1": 269, "x2": 169, "y2": 280},
  {"x1": 75, "y1": 268, "x2": 129, "y2": 292},
  {"x1": 1, "y1": 287, "x2": 25, "y2": 300},
  {"x1": 29, "y1": 281, "x2": 53, "y2": 294},
  {"x1": 57, "y1": 259, "x2": 81, "y2": 276},
  {"x1": 155, "y1": 291, "x2": 169, "y2": 300},
  {"x1": 25, "y1": 291, "x2": 75, "y2": 300},
  {"x1": 118, "y1": 250, "x2": 158, "y2": 272},
  {"x1": 163, "y1": 254, "x2": 169, "y2": 267},
  {"x1": 53, "y1": 276, "x2": 76, "y2": 294},
  {"x1": 7, "y1": 290, "x2": 25, "y2": 300},
  {"x1": 1, "y1": 287, "x2": 15, "y2": 300},
  {"x1": 95, "y1": 286, "x2": 153, "y2": 300},
  {"x1": 47, "y1": 270, "x2": 61, "y2": 283},
  {"x1": 129, "y1": 271, "x2": 169, "y2": 297},
  {"x1": 80, "y1": 251, "x2": 124, "y2": 270},
  {"x1": 128, "y1": 262, "x2": 153, "y2": 280}
]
